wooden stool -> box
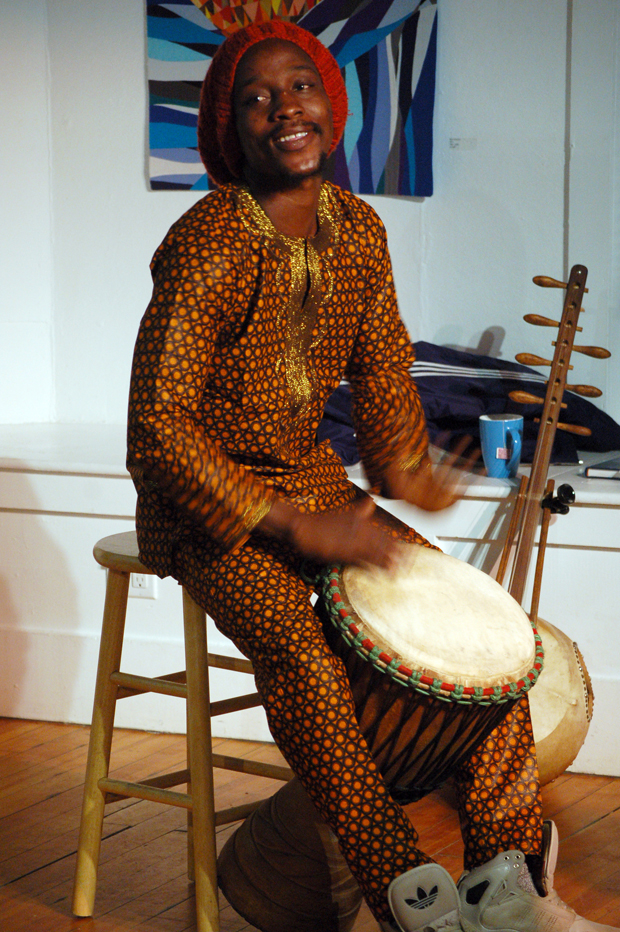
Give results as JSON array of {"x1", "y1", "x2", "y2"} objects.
[{"x1": 72, "y1": 531, "x2": 292, "y2": 932}]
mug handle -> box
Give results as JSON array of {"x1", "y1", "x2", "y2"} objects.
[{"x1": 507, "y1": 422, "x2": 522, "y2": 464}]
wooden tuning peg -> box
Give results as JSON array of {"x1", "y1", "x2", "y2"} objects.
[
  {"x1": 533, "y1": 274, "x2": 589, "y2": 293},
  {"x1": 524, "y1": 313, "x2": 583, "y2": 332},
  {"x1": 534, "y1": 418, "x2": 592, "y2": 437},
  {"x1": 556, "y1": 422, "x2": 592, "y2": 437},
  {"x1": 509, "y1": 390, "x2": 566, "y2": 408},
  {"x1": 565, "y1": 383, "x2": 602, "y2": 398},
  {"x1": 553, "y1": 342, "x2": 611, "y2": 360},
  {"x1": 516, "y1": 352, "x2": 574, "y2": 370}
]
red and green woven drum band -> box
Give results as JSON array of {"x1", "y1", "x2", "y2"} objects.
[{"x1": 319, "y1": 565, "x2": 545, "y2": 706}]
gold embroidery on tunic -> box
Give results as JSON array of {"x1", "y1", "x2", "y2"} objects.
[{"x1": 235, "y1": 185, "x2": 339, "y2": 417}]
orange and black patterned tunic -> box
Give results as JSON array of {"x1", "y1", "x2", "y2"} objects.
[{"x1": 127, "y1": 181, "x2": 428, "y2": 575}]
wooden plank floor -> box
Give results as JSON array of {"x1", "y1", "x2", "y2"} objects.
[{"x1": 1, "y1": 717, "x2": 619, "y2": 931}]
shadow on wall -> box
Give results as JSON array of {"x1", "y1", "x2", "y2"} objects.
[
  {"x1": 441, "y1": 493, "x2": 516, "y2": 579},
  {"x1": 0, "y1": 571, "x2": 25, "y2": 717},
  {"x1": 0, "y1": 472, "x2": 81, "y2": 722},
  {"x1": 437, "y1": 326, "x2": 507, "y2": 358}
]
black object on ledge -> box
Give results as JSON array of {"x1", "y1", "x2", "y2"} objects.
[{"x1": 318, "y1": 341, "x2": 620, "y2": 468}]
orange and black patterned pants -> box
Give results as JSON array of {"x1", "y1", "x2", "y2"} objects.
[{"x1": 173, "y1": 520, "x2": 544, "y2": 923}]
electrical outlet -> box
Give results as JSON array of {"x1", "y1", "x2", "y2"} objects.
[{"x1": 129, "y1": 573, "x2": 158, "y2": 599}]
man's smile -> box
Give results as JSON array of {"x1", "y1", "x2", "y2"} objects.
[
  {"x1": 272, "y1": 126, "x2": 319, "y2": 149},
  {"x1": 276, "y1": 130, "x2": 310, "y2": 144}
]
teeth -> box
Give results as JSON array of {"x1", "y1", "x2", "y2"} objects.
[{"x1": 278, "y1": 131, "x2": 307, "y2": 142}]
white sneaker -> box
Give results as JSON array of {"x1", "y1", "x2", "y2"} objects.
[
  {"x1": 386, "y1": 863, "x2": 463, "y2": 932},
  {"x1": 457, "y1": 826, "x2": 619, "y2": 932}
]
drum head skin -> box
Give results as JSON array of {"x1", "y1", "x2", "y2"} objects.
[
  {"x1": 340, "y1": 544, "x2": 537, "y2": 692},
  {"x1": 528, "y1": 617, "x2": 593, "y2": 785}
]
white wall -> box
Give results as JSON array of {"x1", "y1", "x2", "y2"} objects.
[
  {"x1": 568, "y1": 0, "x2": 620, "y2": 420},
  {"x1": 0, "y1": 1, "x2": 54, "y2": 421},
  {"x1": 414, "y1": 2, "x2": 567, "y2": 361},
  {"x1": 46, "y1": 0, "x2": 200, "y2": 423},
  {"x1": 1, "y1": 0, "x2": 617, "y2": 425}
]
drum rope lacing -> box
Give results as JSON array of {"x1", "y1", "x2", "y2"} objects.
[{"x1": 318, "y1": 565, "x2": 545, "y2": 706}]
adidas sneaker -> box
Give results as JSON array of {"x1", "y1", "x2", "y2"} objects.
[
  {"x1": 458, "y1": 824, "x2": 619, "y2": 932},
  {"x1": 386, "y1": 863, "x2": 464, "y2": 932}
]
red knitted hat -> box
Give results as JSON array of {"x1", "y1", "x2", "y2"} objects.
[{"x1": 197, "y1": 21, "x2": 348, "y2": 187}]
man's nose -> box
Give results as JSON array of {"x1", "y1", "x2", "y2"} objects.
[{"x1": 272, "y1": 90, "x2": 302, "y2": 118}]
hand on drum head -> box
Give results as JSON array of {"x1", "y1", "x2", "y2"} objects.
[
  {"x1": 381, "y1": 436, "x2": 479, "y2": 512},
  {"x1": 255, "y1": 496, "x2": 401, "y2": 570}
]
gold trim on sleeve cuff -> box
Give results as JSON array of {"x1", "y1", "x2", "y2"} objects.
[
  {"x1": 397, "y1": 450, "x2": 426, "y2": 473},
  {"x1": 242, "y1": 496, "x2": 274, "y2": 533}
]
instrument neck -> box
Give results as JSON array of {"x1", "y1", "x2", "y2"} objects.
[{"x1": 508, "y1": 265, "x2": 588, "y2": 605}]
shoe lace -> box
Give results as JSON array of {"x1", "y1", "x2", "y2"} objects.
[{"x1": 424, "y1": 908, "x2": 462, "y2": 932}]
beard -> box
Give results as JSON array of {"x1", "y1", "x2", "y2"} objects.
[{"x1": 242, "y1": 147, "x2": 328, "y2": 194}]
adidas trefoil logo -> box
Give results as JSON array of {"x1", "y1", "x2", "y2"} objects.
[{"x1": 406, "y1": 885, "x2": 439, "y2": 910}]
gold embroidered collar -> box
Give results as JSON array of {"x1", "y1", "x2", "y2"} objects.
[{"x1": 235, "y1": 184, "x2": 340, "y2": 416}]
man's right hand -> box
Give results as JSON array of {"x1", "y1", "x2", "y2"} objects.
[{"x1": 255, "y1": 496, "x2": 400, "y2": 570}]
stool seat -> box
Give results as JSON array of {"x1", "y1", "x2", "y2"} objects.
[
  {"x1": 72, "y1": 530, "x2": 292, "y2": 932},
  {"x1": 93, "y1": 529, "x2": 148, "y2": 573}
]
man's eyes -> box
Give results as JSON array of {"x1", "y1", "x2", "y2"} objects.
[{"x1": 242, "y1": 81, "x2": 317, "y2": 105}]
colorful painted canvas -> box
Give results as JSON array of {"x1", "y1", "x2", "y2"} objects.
[{"x1": 147, "y1": 0, "x2": 437, "y2": 196}]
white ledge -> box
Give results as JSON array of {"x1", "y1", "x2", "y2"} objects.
[{"x1": 0, "y1": 423, "x2": 618, "y2": 506}]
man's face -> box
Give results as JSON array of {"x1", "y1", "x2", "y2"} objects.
[{"x1": 233, "y1": 38, "x2": 334, "y2": 188}]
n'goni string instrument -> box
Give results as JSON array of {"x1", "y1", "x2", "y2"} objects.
[{"x1": 492, "y1": 266, "x2": 609, "y2": 792}]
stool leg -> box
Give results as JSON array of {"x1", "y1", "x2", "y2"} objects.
[
  {"x1": 187, "y1": 695, "x2": 195, "y2": 884},
  {"x1": 72, "y1": 568, "x2": 129, "y2": 917},
  {"x1": 183, "y1": 588, "x2": 220, "y2": 932}
]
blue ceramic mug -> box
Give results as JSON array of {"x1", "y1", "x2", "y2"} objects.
[{"x1": 479, "y1": 414, "x2": 523, "y2": 479}]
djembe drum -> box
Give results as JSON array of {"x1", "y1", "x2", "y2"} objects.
[
  {"x1": 218, "y1": 544, "x2": 545, "y2": 932},
  {"x1": 317, "y1": 544, "x2": 544, "y2": 802}
]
